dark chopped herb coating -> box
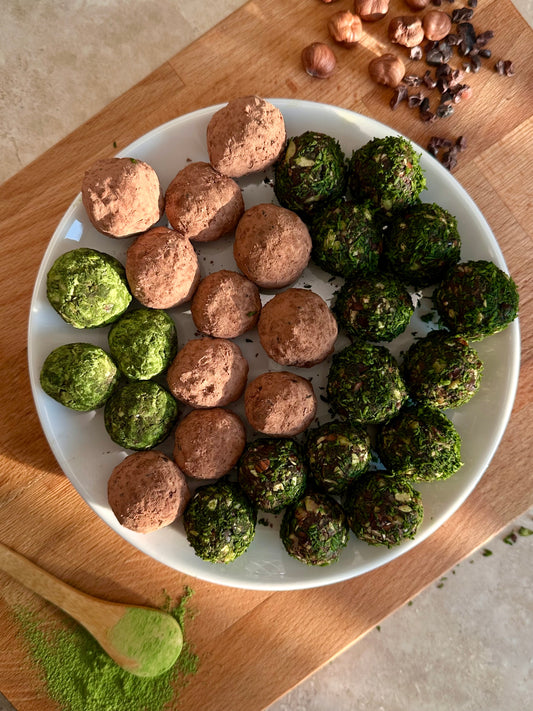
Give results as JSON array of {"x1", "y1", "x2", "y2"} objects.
[
  {"x1": 237, "y1": 438, "x2": 307, "y2": 513},
  {"x1": 383, "y1": 202, "x2": 461, "y2": 287},
  {"x1": 305, "y1": 421, "x2": 371, "y2": 495},
  {"x1": 344, "y1": 471, "x2": 424, "y2": 547},
  {"x1": 104, "y1": 381, "x2": 178, "y2": 450},
  {"x1": 376, "y1": 404, "x2": 462, "y2": 482},
  {"x1": 334, "y1": 273, "x2": 414, "y2": 342},
  {"x1": 280, "y1": 490, "x2": 349, "y2": 566},
  {"x1": 183, "y1": 479, "x2": 256, "y2": 563},
  {"x1": 434, "y1": 259, "x2": 519, "y2": 341},
  {"x1": 402, "y1": 330, "x2": 483, "y2": 409},
  {"x1": 327, "y1": 342, "x2": 408, "y2": 424}
]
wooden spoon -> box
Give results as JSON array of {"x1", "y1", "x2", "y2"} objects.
[{"x1": 0, "y1": 541, "x2": 183, "y2": 677}]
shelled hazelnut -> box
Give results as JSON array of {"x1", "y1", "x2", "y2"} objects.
[
  {"x1": 422, "y1": 11, "x2": 452, "y2": 41},
  {"x1": 388, "y1": 16, "x2": 425, "y2": 47},
  {"x1": 301, "y1": 42, "x2": 337, "y2": 78},
  {"x1": 354, "y1": 0, "x2": 390, "y2": 22},
  {"x1": 403, "y1": 0, "x2": 430, "y2": 10},
  {"x1": 328, "y1": 10, "x2": 363, "y2": 46},
  {"x1": 368, "y1": 53, "x2": 406, "y2": 87}
]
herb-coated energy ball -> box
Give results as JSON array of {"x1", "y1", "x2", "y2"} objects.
[
  {"x1": 40, "y1": 343, "x2": 119, "y2": 411},
  {"x1": 376, "y1": 405, "x2": 462, "y2": 482},
  {"x1": 237, "y1": 438, "x2": 307, "y2": 513},
  {"x1": 344, "y1": 471, "x2": 424, "y2": 547},
  {"x1": 305, "y1": 421, "x2": 371, "y2": 495},
  {"x1": 333, "y1": 274, "x2": 414, "y2": 342},
  {"x1": 348, "y1": 136, "x2": 426, "y2": 214},
  {"x1": 280, "y1": 491, "x2": 349, "y2": 566},
  {"x1": 402, "y1": 330, "x2": 483, "y2": 409},
  {"x1": 274, "y1": 131, "x2": 347, "y2": 218},
  {"x1": 104, "y1": 381, "x2": 178, "y2": 450},
  {"x1": 327, "y1": 342, "x2": 408, "y2": 424},
  {"x1": 183, "y1": 479, "x2": 257, "y2": 563},
  {"x1": 434, "y1": 260, "x2": 519, "y2": 341},
  {"x1": 383, "y1": 203, "x2": 461, "y2": 287},
  {"x1": 46, "y1": 248, "x2": 131, "y2": 328},
  {"x1": 108, "y1": 308, "x2": 177, "y2": 380}
]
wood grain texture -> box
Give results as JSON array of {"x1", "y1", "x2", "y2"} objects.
[{"x1": 0, "y1": 0, "x2": 532, "y2": 709}]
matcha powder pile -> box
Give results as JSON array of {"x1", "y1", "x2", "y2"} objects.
[{"x1": 14, "y1": 587, "x2": 198, "y2": 711}]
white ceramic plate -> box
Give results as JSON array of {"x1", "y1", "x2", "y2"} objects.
[{"x1": 28, "y1": 99, "x2": 520, "y2": 591}]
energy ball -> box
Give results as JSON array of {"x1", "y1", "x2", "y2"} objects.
[
  {"x1": 402, "y1": 330, "x2": 484, "y2": 409},
  {"x1": 46, "y1": 248, "x2": 131, "y2": 328},
  {"x1": 258, "y1": 288, "x2": 338, "y2": 368},
  {"x1": 206, "y1": 95, "x2": 286, "y2": 178},
  {"x1": 327, "y1": 342, "x2": 408, "y2": 424},
  {"x1": 434, "y1": 259, "x2": 519, "y2": 341},
  {"x1": 237, "y1": 438, "x2": 307, "y2": 513},
  {"x1": 191, "y1": 270, "x2": 261, "y2": 338},
  {"x1": 183, "y1": 479, "x2": 257, "y2": 563},
  {"x1": 173, "y1": 408, "x2": 246, "y2": 480},
  {"x1": 167, "y1": 337, "x2": 249, "y2": 409},
  {"x1": 281, "y1": 491, "x2": 349, "y2": 566},
  {"x1": 104, "y1": 381, "x2": 178, "y2": 450},
  {"x1": 233, "y1": 203, "x2": 312, "y2": 289},
  {"x1": 40, "y1": 342, "x2": 119, "y2": 411},
  {"x1": 81, "y1": 157, "x2": 163, "y2": 238},
  {"x1": 126, "y1": 226, "x2": 200, "y2": 309},
  {"x1": 108, "y1": 308, "x2": 177, "y2": 380},
  {"x1": 164, "y1": 161, "x2": 244, "y2": 242},
  {"x1": 108, "y1": 450, "x2": 190, "y2": 534},
  {"x1": 244, "y1": 371, "x2": 317, "y2": 437}
]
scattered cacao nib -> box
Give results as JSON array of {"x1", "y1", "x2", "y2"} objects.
[
  {"x1": 468, "y1": 0, "x2": 477, "y2": 6},
  {"x1": 410, "y1": 46, "x2": 423, "y2": 60},
  {"x1": 475, "y1": 30, "x2": 494, "y2": 47},
  {"x1": 494, "y1": 59, "x2": 515, "y2": 76},
  {"x1": 457, "y1": 22, "x2": 476, "y2": 55},
  {"x1": 390, "y1": 84, "x2": 409, "y2": 110},
  {"x1": 436, "y1": 103, "x2": 454, "y2": 118},
  {"x1": 456, "y1": 135, "x2": 467, "y2": 151},
  {"x1": 478, "y1": 48, "x2": 492, "y2": 58},
  {"x1": 452, "y1": 8, "x2": 474, "y2": 22},
  {"x1": 408, "y1": 92, "x2": 425, "y2": 108},
  {"x1": 447, "y1": 33, "x2": 461, "y2": 46},
  {"x1": 423, "y1": 70, "x2": 437, "y2": 88},
  {"x1": 403, "y1": 74, "x2": 423, "y2": 86},
  {"x1": 442, "y1": 148, "x2": 458, "y2": 170},
  {"x1": 426, "y1": 46, "x2": 446, "y2": 65},
  {"x1": 421, "y1": 108, "x2": 437, "y2": 123},
  {"x1": 470, "y1": 54, "x2": 482, "y2": 72},
  {"x1": 428, "y1": 136, "x2": 453, "y2": 152},
  {"x1": 420, "y1": 96, "x2": 431, "y2": 113}
]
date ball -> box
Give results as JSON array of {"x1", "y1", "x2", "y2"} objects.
[
  {"x1": 167, "y1": 337, "x2": 248, "y2": 409},
  {"x1": 108, "y1": 451, "x2": 190, "y2": 534},
  {"x1": 258, "y1": 288, "x2": 338, "y2": 368},
  {"x1": 81, "y1": 157, "x2": 163, "y2": 238},
  {"x1": 233, "y1": 203, "x2": 312, "y2": 289},
  {"x1": 244, "y1": 371, "x2": 317, "y2": 437},
  {"x1": 206, "y1": 95, "x2": 286, "y2": 178},
  {"x1": 164, "y1": 161, "x2": 244, "y2": 242},
  {"x1": 126, "y1": 226, "x2": 200, "y2": 309},
  {"x1": 191, "y1": 270, "x2": 261, "y2": 338},
  {"x1": 173, "y1": 408, "x2": 246, "y2": 480}
]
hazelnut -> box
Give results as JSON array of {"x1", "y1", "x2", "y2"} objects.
[
  {"x1": 388, "y1": 16, "x2": 425, "y2": 47},
  {"x1": 368, "y1": 53, "x2": 406, "y2": 88},
  {"x1": 301, "y1": 43, "x2": 337, "y2": 78},
  {"x1": 422, "y1": 10, "x2": 452, "y2": 41},
  {"x1": 354, "y1": 0, "x2": 390, "y2": 22},
  {"x1": 403, "y1": 0, "x2": 430, "y2": 9},
  {"x1": 328, "y1": 10, "x2": 363, "y2": 47}
]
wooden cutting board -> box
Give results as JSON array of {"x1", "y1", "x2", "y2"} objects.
[{"x1": 1, "y1": 0, "x2": 532, "y2": 709}]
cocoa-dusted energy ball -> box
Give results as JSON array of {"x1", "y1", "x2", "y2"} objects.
[
  {"x1": 167, "y1": 337, "x2": 249, "y2": 409},
  {"x1": 126, "y1": 226, "x2": 200, "y2": 309},
  {"x1": 191, "y1": 270, "x2": 261, "y2": 338},
  {"x1": 233, "y1": 203, "x2": 312, "y2": 289},
  {"x1": 81, "y1": 157, "x2": 163, "y2": 238},
  {"x1": 258, "y1": 288, "x2": 338, "y2": 368},
  {"x1": 206, "y1": 95, "x2": 286, "y2": 178},
  {"x1": 173, "y1": 408, "x2": 246, "y2": 480},
  {"x1": 164, "y1": 161, "x2": 244, "y2": 242}
]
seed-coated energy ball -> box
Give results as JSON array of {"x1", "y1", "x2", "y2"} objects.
[
  {"x1": 104, "y1": 381, "x2": 178, "y2": 450},
  {"x1": 81, "y1": 157, "x2": 163, "y2": 238},
  {"x1": 108, "y1": 450, "x2": 190, "y2": 534},
  {"x1": 334, "y1": 274, "x2": 414, "y2": 342},
  {"x1": 40, "y1": 343, "x2": 119, "y2": 411},
  {"x1": 183, "y1": 479, "x2": 257, "y2": 563},
  {"x1": 402, "y1": 330, "x2": 483, "y2": 409},
  {"x1": 344, "y1": 471, "x2": 424, "y2": 547},
  {"x1": 46, "y1": 248, "x2": 132, "y2": 328},
  {"x1": 233, "y1": 203, "x2": 312, "y2": 289},
  {"x1": 376, "y1": 405, "x2": 463, "y2": 482},
  {"x1": 305, "y1": 421, "x2": 371, "y2": 495},
  {"x1": 434, "y1": 259, "x2": 519, "y2": 341},
  {"x1": 258, "y1": 288, "x2": 338, "y2": 368},
  {"x1": 108, "y1": 308, "x2": 177, "y2": 380},
  {"x1": 237, "y1": 438, "x2": 307, "y2": 513},
  {"x1": 173, "y1": 408, "x2": 246, "y2": 480},
  {"x1": 126, "y1": 226, "x2": 200, "y2": 309},
  {"x1": 164, "y1": 161, "x2": 244, "y2": 242},
  {"x1": 281, "y1": 491, "x2": 349, "y2": 566},
  {"x1": 191, "y1": 270, "x2": 261, "y2": 338},
  {"x1": 327, "y1": 342, "x2": 408, "y2": 424}
]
